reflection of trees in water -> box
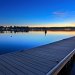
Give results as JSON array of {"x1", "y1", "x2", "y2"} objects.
[
  {"x1": 0, "y1": 30, "x2": 47, "y2": 36},
  {"x1": 0, "y1": 31, "x2": 4, "y2": 33},
  {"x1": 0, "y1": 26, "x2": 48, "y2": 35},
  {"x1": 0, "y1": 26, "x2": 30, "y2": 33}
]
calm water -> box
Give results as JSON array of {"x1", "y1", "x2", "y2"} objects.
[{"x1": 0, "y1": 31, "x2": 74, "y2": 55}]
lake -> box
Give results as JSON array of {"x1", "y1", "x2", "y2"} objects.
[{"x1": 0, "y1": 31, "x2": 74, "y2": 55}]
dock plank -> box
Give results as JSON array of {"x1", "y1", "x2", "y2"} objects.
[
  {"x1": 0, "y1": 54, "x2": 45, "y2": 75},
  {"x1": 4, "y1": 53, "x2": 57, "y2": 73}
]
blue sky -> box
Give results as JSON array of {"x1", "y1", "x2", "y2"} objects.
[{"x1": 0, "y1": 0, "x2": 75, "y2": 26}]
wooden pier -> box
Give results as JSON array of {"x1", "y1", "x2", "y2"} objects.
[{"x1": 0, "y1": 36, "x2": 75, "y2": 75}]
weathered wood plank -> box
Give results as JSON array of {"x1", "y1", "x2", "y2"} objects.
[
  {"x1": 0, "y1": 61, "x2": 16, "y2": 75},
  {"x1": 0, "y1": 55, "x2": 45, "y2": 75},
  {"x1": 0, "y1": 70, "x2": 5, "y2": 75},
  {"x1": 0, "y1": 58, "x2": 26, "y2": 75},
  {"x1": 3, "y1": 53, "x2": 57, "y2": 73}
]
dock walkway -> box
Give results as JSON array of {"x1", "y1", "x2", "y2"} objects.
[{"x1": 0, "y1": 37, "x2": 75, "y2": 75}]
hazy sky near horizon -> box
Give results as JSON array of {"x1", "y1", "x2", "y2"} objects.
[{"x1": 0, "y1": 0, "x2": 75, "y2": 26}]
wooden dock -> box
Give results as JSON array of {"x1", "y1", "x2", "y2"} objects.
[{"x1": 0, "y1": 36, "x2": 75, "y2": 75}]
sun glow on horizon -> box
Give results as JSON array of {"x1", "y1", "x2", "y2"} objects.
[
  {"x1": 29, "y1": 23, "x2": 75, "y2": 27},
  {"x1": 1, "y1": 22, "x2": 75, "y2": 27}
]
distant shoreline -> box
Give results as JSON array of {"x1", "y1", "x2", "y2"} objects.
[{"x1": 0, "y1": 26, "x2": 75, "y2": 32}]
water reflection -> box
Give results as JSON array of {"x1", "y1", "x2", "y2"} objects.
[
  {"x1": 1, "y1": 30, "x2": 75, "y2": 35},
  {"x1": 0, "y1": 31, "x2": 74, "y2": 55}
]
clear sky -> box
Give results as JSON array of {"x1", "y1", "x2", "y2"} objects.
[{"x1": 0, "y1": 0, "x2": 75, "y2": 26}]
